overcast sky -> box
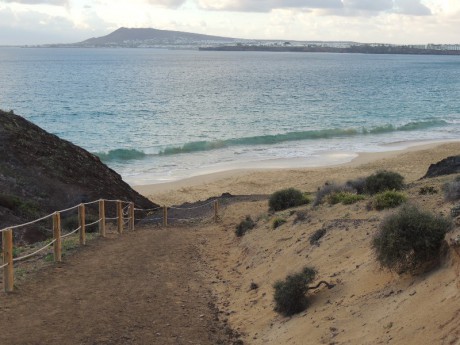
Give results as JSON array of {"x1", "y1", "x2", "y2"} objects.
[{"x1": 1, "y1": 0, "x2": 459, "y2": 45}]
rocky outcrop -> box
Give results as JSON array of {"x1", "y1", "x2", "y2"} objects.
[
  {"x1": 422, "y1": 155, "x2": 460, "y2": 178},
  {"x1": 0, "y1": 110, "x2": 158, "y2": 242}
]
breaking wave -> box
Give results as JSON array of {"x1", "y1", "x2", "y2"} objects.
[{"x1": 159, "y1": 120, "x2": 447, "y2": 156}]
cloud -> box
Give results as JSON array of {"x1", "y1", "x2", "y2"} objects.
[
  {"x1": 394, "y1": 0, "x2": 431, "y2": 16},
  {"x1": 197, "y1": 0, "x2": 432, "y2": 17},
  {"x1": 197, "y1": 0, "x2": 343, "y2": 13},
  {"x1": 343, "y1": 0, "x2": 392, "y2": 11},
  {"x1": 2, "y1": 0, "x2": 68, "y2": 5},
  {"x1": 0, "y1": 6, "x2": 111, "y2": 45},
  {"x1": 144, "y1": 0, "x2": 187, "y2": 8}
]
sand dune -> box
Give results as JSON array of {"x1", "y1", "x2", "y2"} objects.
[{"x1": 138, "y1": 141, "x2": 460, "y2": 345}]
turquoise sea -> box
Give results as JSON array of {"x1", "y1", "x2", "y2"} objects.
[{"x1": 1, "y1": 47, "x2": 459, "y2": 184}]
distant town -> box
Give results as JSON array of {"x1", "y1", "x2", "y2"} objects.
[
  {"x1": 31, "y1": 27, "x2": 460, "y2": 55},
  {"x1": 199, "y1": 42, "x2": 460, "y2": 55}
]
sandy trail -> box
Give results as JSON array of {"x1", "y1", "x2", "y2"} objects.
[{"x1": 0, "y1": 226, "x2": 240, "y2": 345}]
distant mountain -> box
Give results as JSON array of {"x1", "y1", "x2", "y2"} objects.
[{"x1": 75, "y1": 27, "x2": 239, "y2": 48}]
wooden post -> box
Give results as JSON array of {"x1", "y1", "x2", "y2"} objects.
[
  {"x1": 2, "y1": 229, "x2": 14, "y2": 293},
  {"x1": 99, "y1": 199, "x2": 106, "y2": 237},
  {"x1": 53, "y1": 212, "x2": 62, "y2": 262},
  {"x1": 117, "y1": 201, "x2": 123, "y2": 234},
  {"x1": 79, "y1": 204, "x2": 86, "y2": 245},
  {"x1": 129, "y1": 202, "x2": 135, "y2": 231},
  {"x1": 163, "y1": 206, "x2": 168, "y2": 227},
  {"x1": 214, "y1": 200, "x2": 219, "y2": 223}
]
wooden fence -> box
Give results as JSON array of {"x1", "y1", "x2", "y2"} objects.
[{"x1": 1, "y1": 198, "x2": 219, "y2": 293}]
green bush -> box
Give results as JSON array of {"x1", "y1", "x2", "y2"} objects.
[
  {"x1": 365, "y1": 170, "x2": 404, "y2": 195},
  {"x1": 269, "y1": 188, "x2": 309, "y2": 211},
  {"x1": 327, "y1": 191, "x2": 366, "y2": 205},
  {"x1": 313, "y1": 183, "x2": 354, "y2": 206},
  {"x1": 273, "y1": 217, "x2": 287, "y2": 229},
  {"x1": 235, "y1": 216, "x2": 256, "y2": 237},
  {"x1": 372, "y1": 191, "x2": 407, "y2": 210},
  {"x1": 273, "y1": 267, "x2": 316, "y2": 316},
  {"x1": 419, "y1": 186, "x2": 438, "y2": 195},
  {"x1": 372, "y1": 205, "x2": 452, "y2": 273},
  {"x1": 309, "y1": 228, "x2": 326, "y2": 245},
  {"x1": 346, "y1": 177, "x2": 367, "y2": 194}
]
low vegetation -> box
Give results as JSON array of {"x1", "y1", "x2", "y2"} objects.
[
  {"x1": 0, "y1": 193, "x2": 41, "y2": 219},
  {"x1": 444, "y1": 177, "x2": 460, "y2": 201},
  {"x1": 327, "y1": 191, "x2": 366, "y2": 205},
  {"x1": 372, "y1": 205, "x2": 452, "y2": 273},
  {"x1": 273, "y1": 266, "x2": 316, "y2": 316},
  {"x1": 269, "y1": 188, "x2": 310, "y2": 211},
  {"x1": 235, "y1": 216, "x2": 256, "y2": 237},
  {"x1": 364, "y1": 170, "x2": 404, "y2": 195},
  {"x1": 372, "y1": 191, "x2": 407, "y2": 210},
  {"x1": 293, "y1": 210, "x2": 309, "y2": 224},
  {"x1": 313, "y1": 183, "x2": 354, "y2": 206},
  {"x1": 419, "y1": 186, "x2": 438, "y2": 195},
  {"x1": 272, "y1": 217, "x2": 287, "y2": 229},
  {"x1": 345, "y1": 177, "x2": 366, "y2": 194},
  {"x1": 309, "y1": 228, "x2": 326, "y2": 245}
]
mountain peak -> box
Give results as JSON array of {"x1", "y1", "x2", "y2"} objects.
[{"x1": 77, "y1": 27, "x2": 237, "y2": 47}]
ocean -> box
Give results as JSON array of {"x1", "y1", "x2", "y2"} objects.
[{"x1": 1, "y1": 47, "x2": 459, "y2": 185}]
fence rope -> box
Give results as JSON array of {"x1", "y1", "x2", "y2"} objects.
[
  {"x1": 58, "y1": 204, "x2": 81, "y2": 214},
  {"x1": 168, "y1": 216, "x2": 208, "y2": 221},
  {"x1": 134, "y1": 207, "x2": 162, "y2": 212},
  {"x1": 136, "y1": 217, "x2": 163, "y2": 221},
  {"x1": 83, "y1": 200, "x2": 101, "y2": 206},
  {"x1": 168, "y1": 200, "x2": 215, "y2": 211},
  {"x1": 105, "y1": 217, "x2": 118, "y2": 221},
  {"x1": 85, "y1": 219, "x2": 102, "y2": 227},
  {"x1": 0, "y1": 213, "x2": 54, "y2": 233},
  {"x1": 0, "y1": 262, "x2": 8, "y2": 269},
  {"x1": 104, "y1": 199, "x2": 131, "y2": 204},
  {"x1": 61, "y1": 227, "x2": 81, "y2": 239},
  {"x1": 13, "y1": 240, "x2": 56, "y2": 262}
]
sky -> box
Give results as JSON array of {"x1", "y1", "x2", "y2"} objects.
[{"x1": 1, "y1": 0, "x2": 460, "y2": 45}]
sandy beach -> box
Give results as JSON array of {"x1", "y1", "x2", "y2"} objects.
[
  {"x1": 134, "y1": 140, "x2": 460, "y2": 345},
  {"x1": 134, "y1": 141, "x2": 460, "y2": 205}
]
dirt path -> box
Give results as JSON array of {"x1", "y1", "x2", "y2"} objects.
[{"x1": 0, "y1": 227, "x2": 241, "y2": 345}]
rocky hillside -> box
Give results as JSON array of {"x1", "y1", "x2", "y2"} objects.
[
  {"x1": 0, "y1": 110, "x2": 158, "y2": 240},
  {"x1": 76, "y1": 27, "x2": 237, "y2": 47}
]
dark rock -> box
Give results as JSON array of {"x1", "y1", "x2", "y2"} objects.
[
  {"x1": 423, "y1": 155, "x2": 460, "y2": 178},
  {"x1": 0, "y1": 110, "x2": 158, "y2": 243}
]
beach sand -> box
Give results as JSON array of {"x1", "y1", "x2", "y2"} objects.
[
  {"x1": 134, "y1": 141, "x2": 460, "y2": 205},
  {"x1": 133, "y1": 141, "x2": 460, "y2": 345}
]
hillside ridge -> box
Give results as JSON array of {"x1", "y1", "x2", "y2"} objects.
[{"x1": 0, "y1": 110, "x2": 157, "y2": 242}]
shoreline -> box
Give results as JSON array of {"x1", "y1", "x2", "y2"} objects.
[{"x1": 133, "y1": 140, "x2": 459, "y2": 202}]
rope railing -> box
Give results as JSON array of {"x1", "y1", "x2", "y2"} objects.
[
  {"x1": 1, "y1": 197, "x2": 221, "y2": 293},
  {"x1": 168, "y1": 200, "x2": 215, "y2": 210},
  {"x1": 83, "y1": 200, "x2": 101, "y2": 206},
  {"x1": 134, "y1": 206, "x2": 162, "y2": 212},
  {"x1": 59, "y1": 204, "x2": 81, "y2": 214},
  {"x1": 13, "y1": 240, "x2": 56, "y2": 263},
  {"x1": 86, "y1": 219, "x2": 102, "y2": 227},
  {"x1": 61, "y1": 227, "x2": 80, "y2": 239},
  {"x1": 0, "y1": 213, "x2": 54, "y2": 233}
]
